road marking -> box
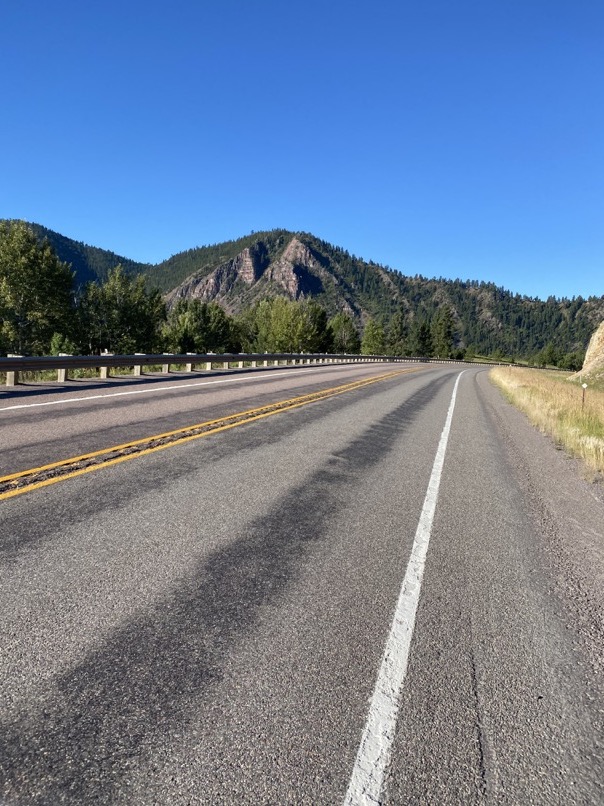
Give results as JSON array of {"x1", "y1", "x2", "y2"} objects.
[
  {"x1": 344, "y1": 371, "x2": 465, "y2": 806},
  {"x1": 0, "y1": 369, "x2": 418, "y2": 501},
  {"x1": 0, "y1": 366, "x2": 357, "y2": 413}
]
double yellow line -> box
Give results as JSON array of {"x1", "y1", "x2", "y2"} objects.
[{"x1": 0, "y1": 368, "x2": 418, "y2": 501}]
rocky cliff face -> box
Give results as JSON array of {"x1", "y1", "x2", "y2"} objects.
[
  {"x1": 166, "y1": 243, "x2": 270, "y2": 307},
  {"x1": 166, "y1": 236, "x2": 327, "y2": 310},
  {"x1": 19, "y1": 220, "x2": 604, "y2": 357},
  {"x1": 265, "y1": 238, "x2": 325, "y2": 299},
  {"x1": 579, "y1": 321, "x2": 604, "y2": 377}
]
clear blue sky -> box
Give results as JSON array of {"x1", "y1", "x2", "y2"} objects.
[{"x1": 2, "y1": 0, "x2": 602, "y2": 300}]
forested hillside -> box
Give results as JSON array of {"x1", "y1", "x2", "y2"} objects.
[
  {"x1": 26, "y1": 223, "x2": 150, "y2": 285},
  {"x1": 159, "y1": 229, "x2": 604, "y2": 359},
  {"x1": 3, "y1": 220, "x2": 603, "y2": 363}
]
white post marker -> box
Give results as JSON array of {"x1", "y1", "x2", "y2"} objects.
[{"x1": 344, "y1": 371, "x2": 465, "y2": 805}]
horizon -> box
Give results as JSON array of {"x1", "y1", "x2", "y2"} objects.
[
  {"x1": 2, "y1": 1, "x2": 602, "y2": 302},
  {"x1": 19, "y1": 218, "x2": 602, "y2": 304}
]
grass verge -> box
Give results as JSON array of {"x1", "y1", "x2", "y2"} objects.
[{"x1": 490, "y1": 366, "x2": 604, "y2": 477}]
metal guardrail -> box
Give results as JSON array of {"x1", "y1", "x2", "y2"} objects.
[{"x1": 0, "y1": 352, "x2": 472, "y2": 387}]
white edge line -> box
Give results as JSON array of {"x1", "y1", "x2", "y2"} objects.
[
  {"x1": 0, "y1": 366, "x2": 336, "y2": 413},
  {"x1": 344, "y1": 370, "x2": 465, "y2": 806}
]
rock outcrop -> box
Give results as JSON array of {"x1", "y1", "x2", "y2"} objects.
[
  {"x1": 578, "y1": 320, "x2": 604, "y2": 377},
  {"x1": 166, "y1": 243, "x2": 269, "y2": 308},
  {"x1": 265, "y1": 237, "x2": 324, "y2": 299},
  {"x1": 166, "y1": 236, "x2": 326, "y2": 310}
]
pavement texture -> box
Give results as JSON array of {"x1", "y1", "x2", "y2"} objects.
[{"x1": 0, "y1": 364, "x2": 602, "y2": 804}]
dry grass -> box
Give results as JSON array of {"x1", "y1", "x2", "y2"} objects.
[{"x1": 490, "y1": 366, "x2": 604, "y2": 475}]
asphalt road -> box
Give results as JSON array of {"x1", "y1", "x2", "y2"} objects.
[
  {"x1": 0, "y1": 363, "x2": 417, "y2": 476},
  {"x1": 0, "y1": 364, "x2": 602, "y2": 804}
]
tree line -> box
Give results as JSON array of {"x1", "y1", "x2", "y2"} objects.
[
  {"x1": 0, "y1": 221, "x2": 585, "y2": 368},
  {"x1": 0, "y1": 222, "x2": 364, "y2": 357}
]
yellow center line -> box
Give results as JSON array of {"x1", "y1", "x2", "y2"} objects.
[{"x1": 0, "y1": 368, "x2": 420, "y2": 501}]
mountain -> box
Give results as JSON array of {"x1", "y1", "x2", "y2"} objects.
[
  {"x1": 25, "y1": 223, "x2": 150, "y2": 286},
  {"x1": 15, "y1": 221, "x2": 604, "y2": 357},
  {"x1": 156, "y1": 229, "x2": 604, "y2": 356},
  {"x1": 164, "y1": 232, "x2": 360, "y2": 317}
]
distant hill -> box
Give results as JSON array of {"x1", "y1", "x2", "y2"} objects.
[
  {"x1": 24, "y1": 223, "x2": 150, "y2": 286},
  {"x1": 13, "y1": 221, "x2": 604, "y2": 357}
]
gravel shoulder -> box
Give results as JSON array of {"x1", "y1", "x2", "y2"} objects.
[{"x1": 480, "y1": 369, "x2": 604, "y2": 678}]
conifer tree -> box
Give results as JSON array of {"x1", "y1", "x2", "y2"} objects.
[
  {"x1": 0, "y1": 221, "x2": 75, "y2": 354},
  {"x1": 431, "y1": 306, "x2": 455, "y2": 358},
  {"x1": 361, "y1": 318, "x2": 385, "y2": 355},
  {"x1": 409, "y1": 318, "x2": 433, "y2": 357}
]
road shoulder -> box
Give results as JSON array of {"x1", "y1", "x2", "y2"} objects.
[{"x1": 480, "y1": 369, "x2": 604, "y2": 677}]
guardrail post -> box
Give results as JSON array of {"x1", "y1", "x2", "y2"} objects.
[
  {"x1": 99, "y1": 352, "x2": 113, "y2": 379},
  {"x1": 162, "y1": 354, "x2": 173, "y2": 374},
  {"x1": 251, "y1": 360, "x2": 257, "y2": 368},
  {"x1": 5, "y1": 354, "x2": 22, "y2": 386},
  {"x1": 134, "y1": 353, "x2": 145, "y2": 376},
  {"x1": 223, "y1": 361, "x2": 229, "y2": 370},
  {"x1": 57, "y1": 353, "x2": 72, "y2": 382},
  {"x1": 185, "y1": 353, "x2": 195, "y2": 372},
  {"x1": 205, "y1": 361, "x2": 212, "y2": 371}
]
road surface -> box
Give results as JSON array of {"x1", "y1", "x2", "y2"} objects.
[{"x1": 0, "y1": 364, "x2": 602, "y2": 804}]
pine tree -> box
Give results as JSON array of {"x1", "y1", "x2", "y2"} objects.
[
  {"x1": 431, "y1": 306, "x2": 455, "y2": 358},
  {"x1": 0, "y1": 221, "x2": 75, "y2": 354},
  {"x1": 387, "y1": 307, "x2": 408, "y2": 355},
  {"x1": 361, "y1": 318, "x2": 385, "y2": 355},
  {"x1": 409, "y1": 318, "x2": 433, "y2": 357}
]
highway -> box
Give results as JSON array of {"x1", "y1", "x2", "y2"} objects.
[{"x1": 0, "y1": 363, "x2": 602, "y2": 804}]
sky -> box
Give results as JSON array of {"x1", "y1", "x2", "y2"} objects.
[{"x1": 1, "y1": 0, "x2": 602, "y2": 300}]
